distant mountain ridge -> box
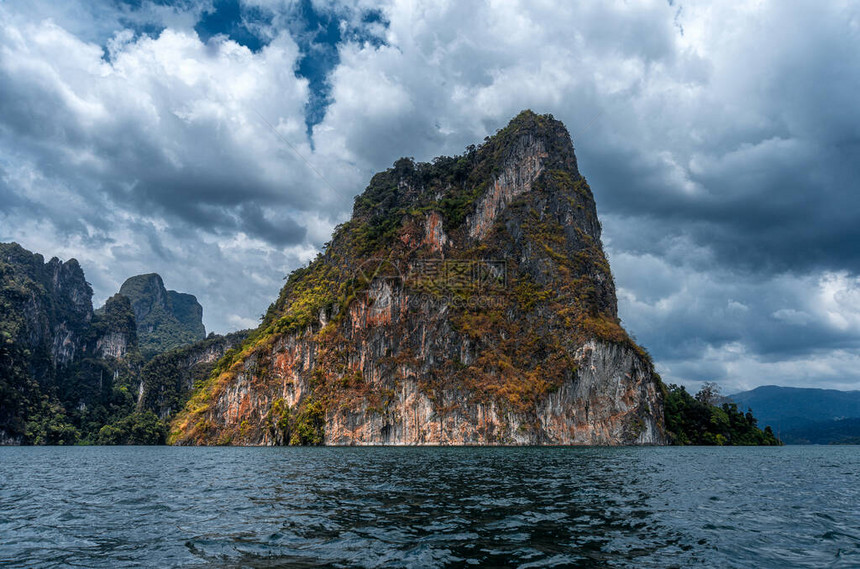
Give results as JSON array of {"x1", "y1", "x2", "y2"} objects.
[
  {"x1": 114, "y1": 273, "x2": 206, "y2": 358},
  {"x1": 0, "y1": 241, "x2": 242, "y2": 445},
  {"x1": 780, "y1": 417, "x2": 860, "y2": 445},
  {"x1": 729, "y1": 385, "x2": 860, "y2": 444}
]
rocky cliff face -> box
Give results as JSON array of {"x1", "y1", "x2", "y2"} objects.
[
  {"x1": 0, "y1": 247, "x2": 213, "y2": 444},
  {"x1": 0, "y1": 244, "x2": 94, "y2": 370},
  {"x1": 0, "y1": 243, "x2": 96, "y2": 441},
  {"x1": 117, "y1": 274, "x2": 206, "y2": 358},
  {"x1": 138, "y1": 331, "x2": 249, "y2": 420},
  {"x1": 171, "y1": 111, "x2": 666, "y2": 446},
  {"x1": 91, "y1": 294, "x2": 138, "y2": 360},
  {"x1": 167, "y1": 291, "x2": 205, "y2": 339}
]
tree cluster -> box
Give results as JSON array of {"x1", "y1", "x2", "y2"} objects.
[{"x1": 664, "y1": 382, "x2": 781, "y2": 445}]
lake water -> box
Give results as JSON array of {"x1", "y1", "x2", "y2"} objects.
[{"x1": 1, "y1": 446, "x2": 858, "y2": 568}]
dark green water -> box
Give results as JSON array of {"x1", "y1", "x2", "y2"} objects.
[{"x1": 1, "y1": 446, "x2": 858, "y2": 568}]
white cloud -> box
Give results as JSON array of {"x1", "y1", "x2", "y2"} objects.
[
  {"x1": 0, "y1": 9, "x2": 330, "y2": 333},
  {"x1": 816, "y1": 272, "x2": 860, "y2": 332}
]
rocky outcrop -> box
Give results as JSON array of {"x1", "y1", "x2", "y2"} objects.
[
  {"x1": 171, "y1": 110, "x2": 666, "y2": 446},
  {"x1": 199, "y1": 331, "x2": 661, "y2": 446},
  {"x1": 0, "y1": 243, "x2": 93, "y2": 371},
  {"x1": 89, "y1": 294, "x2": 138, "y2": 361},
  {"x1": 0, "y1": 243, "x2": 96, "y2": 441},
  {"x1": 422, "y1": 211, "x2": 449, "y2": 253},
  {"x1": 116, "y1": 273, "x2": 206, "y2": 358},
  {"x1": 468, "y1": 133, "x2": 549, "y2": 240},
  {"x1": 138, "y1": 331, "x2": 249, "y2": 420},
  {"x1": 95, "y1": 331, "x2": 130, "y2": 359},
  {"x1": 0, "y1": 245, "x2": 210, "y2": 444},
  {"x1": 167, "y1": 291, "x2": 205, "y2": 339}
]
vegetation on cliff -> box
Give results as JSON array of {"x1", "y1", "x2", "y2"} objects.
[
  {"x1": 139, "y1": 330, "x2": 250, "y2": 419},
  {"x1": 1, "y1": 242, "x2": 94, "y2": 443},
  {"x1": 664, "y1": 383, "x2": 781, "y2": 446},
  {"x1": 1, "y1": 242, "x2": 240, "y2": 445},
  {"x1": 0, "y1": 267, "x2": 155, "y2": 444},
  {"x1": 90, "y1": 331, "x2": 248, "y2": 445}
]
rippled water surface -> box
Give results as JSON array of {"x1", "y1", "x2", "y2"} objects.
[{"x1": 1, "y1": 446, "x2": 859, "y2": 568}]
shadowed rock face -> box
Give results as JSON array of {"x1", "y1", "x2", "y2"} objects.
[
  {"x1": 117, "y1": 274, "x2": 205, "y2": 358},
  {"x1": 138, "y1": 331, "x2": 249, "y2": 421},
  {"x1": 93, "y1": 294, "x2": 137, "y2": 360},
  {"x1": 0, "y1": 243, "x2": 93, "y2": 371},
  {"x1": 1, "y1": 243, "x2": 232, "y2": 444},
  {"x1": 0, "y1": 243, "x2": 132, "y2": 442},
  {"x1": 171, "y1": 111, "x2": 666, "y2": 446}
]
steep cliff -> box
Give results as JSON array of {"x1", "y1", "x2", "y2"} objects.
[
  {"x1": 93, "y1": 330, "x2": 248, "y2": 445},
  {"x1": 172, "y1": 111, "x2": 666, "y2": 446},
  {"x1": 90, "y1": 294, "x2": 138, "y2": 360},
  {"x1": 116, "y1": 274, "x2": 206, "y2": 358},
  {"x1": 0, "y1": 246, "x2": 214, "y2": 444},
  {"x1": 0, "y1": 243, "x2": 93, "y2": 367},
  {"x1": 138, "y1": 331, "x2": 250, "y2": 420},
  {"x1": 0, "y1": 243, "x2": 94, "y2": 443}
]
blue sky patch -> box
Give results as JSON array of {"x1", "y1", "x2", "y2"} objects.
[
  {"x1": 194, "y1": 0, "x2": 270, "y2": 53},
  {"x1": 193, "y1": 0, "x2": 388, "y2": 142},
  {"x1": 105, "y1": 0, "x2": 387, "y2": 141}
]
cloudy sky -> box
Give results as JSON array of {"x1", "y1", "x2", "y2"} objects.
[{"x1": 1, "y1": 0, "x2": 859, "y2": 392}]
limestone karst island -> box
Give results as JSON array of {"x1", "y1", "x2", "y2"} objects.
[
  {"x1": 1, "y1": 112, "x2": 779, "y2": 448},
  {"x1": 173, "y1": 111, "x2": 664, "y2": 445}
]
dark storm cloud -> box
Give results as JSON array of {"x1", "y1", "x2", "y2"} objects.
[
  {"x1": 584, "y1": 125, "x2": 860, "y2": 276},
  {"x1": 573, "y1": 1, "x2": 860, "y2": 282},
  {"x1": 237, "y1": 204, "x2": 306, "y2": 246},
  {"x1": 0, "y1": 169, "x2": 27, "y2": 211}
]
